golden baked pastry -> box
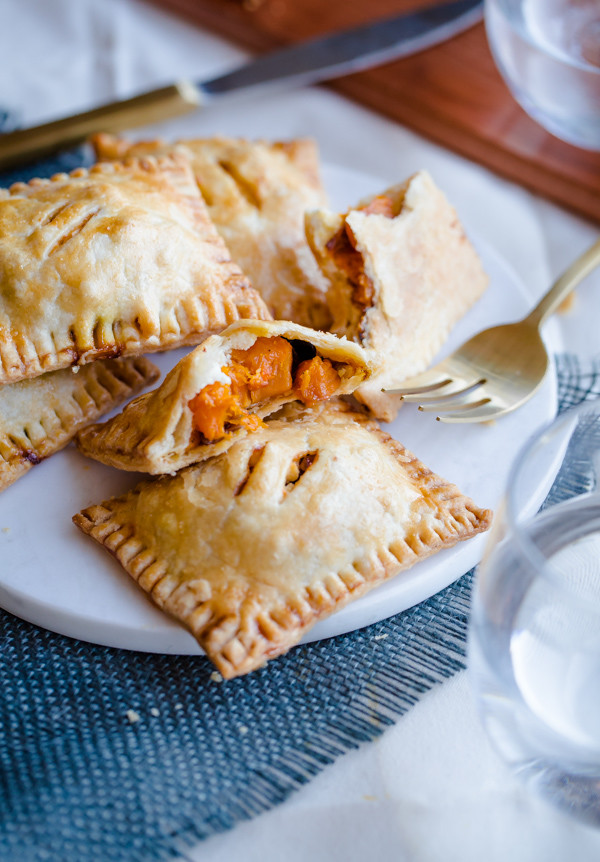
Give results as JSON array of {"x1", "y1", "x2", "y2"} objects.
[
  {"x1": 0, "y1": 156, "x2": 269, "y2": 385},
  {"x1": 0, "y1": 356, "x2": 159, "y2": 492},
  {"x1": 305, "y1": 171, "x2": 489, "y2": 421},
  {"x1": 75, "y1": 320, "x2": 371, "y2": 474},
  {"x1": 73, "y1": 400, "x2": 492, "y2": 678},
  {"x1": 92, "y1": 134, "x2": 330, "y2": 328}
]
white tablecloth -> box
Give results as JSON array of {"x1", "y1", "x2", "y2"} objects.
[{"x1": 2, "y1": 1, "x2": 600, "y2": 859}]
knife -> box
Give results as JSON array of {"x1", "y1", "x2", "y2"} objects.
[{"x1": 0, "y1": 0, "x2": 482, "y2": 171}]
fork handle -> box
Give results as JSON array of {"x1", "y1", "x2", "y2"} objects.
[{"x1": 527, "y1": 237, "x2": 600, "y2": 327}]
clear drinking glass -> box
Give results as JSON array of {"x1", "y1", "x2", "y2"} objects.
[
  {"x1": 484, "y1": 0, "x2": 600, "y2": 150},
  {"x1": 469, "y1": 397, "x2": 600, "y2": 825}
]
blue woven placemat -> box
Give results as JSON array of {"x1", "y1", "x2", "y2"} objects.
[{"x1": 1, "y1": 137, "x2": 598, "y2": 861}]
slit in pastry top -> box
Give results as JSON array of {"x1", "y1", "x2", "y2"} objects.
[
  {"x1": 0, "y1": 157, "x2": 270, "y2": 385},
  {"x1": 91, "y1": 133, "x2": 331, "y2": 329},
  {"x1": 75, "y1": 319, "x2": 371, "y2": 475},
  {"x1": 73, "y1": 400, "x2": 493, "y2": 679}
]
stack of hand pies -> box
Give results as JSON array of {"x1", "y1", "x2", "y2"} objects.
[{"x1": 0, "y1": 134, "x2": 492, "y2": 677}]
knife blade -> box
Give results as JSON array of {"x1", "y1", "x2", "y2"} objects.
[{"x1": 0, "y1": 0, "x2": 482, "y2": 171}]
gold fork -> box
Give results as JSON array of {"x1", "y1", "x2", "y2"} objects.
[{"x1": 384, "y1": 237, "x2": 600, "y2": 423}]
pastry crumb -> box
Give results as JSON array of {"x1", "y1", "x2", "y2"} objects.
[
  {"x1": 238, "y1": 725, "x2": 248, "y2": 735},
  {"x1": 363, "y1": 794, "x2": 378, "y2": 802},
  {"x1": 1, "y1": 527, "x2": 9, "y2": 534},
  {"x1": 150, "y1": 707, "x2": 160, "y2": 717},
  {"x1": 126, "y1": 709, "x2": 140, "y2": 724},
  {"x1": 373, "y1": 633, "x2": 388, "y2": 641},
  {"x1": 71, "y1": 366, "x2": 80, "y2": 373},
  {"x1": 210, "y1": 671, "x2": 223, "y2": 683}
]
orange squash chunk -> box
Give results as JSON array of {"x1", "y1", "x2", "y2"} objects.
[
  {"x1": 225, "y1": 362, "x2": 252, "y2": 408},
  {"x1": 231, "y1": 336, "x2": 293, "y2": 403},
  {"x1": 294, "y1": 356, "x2": 341, "y2": 406},
  {"x1": 190, "y1": 337, "x2": 344, "y2": 441},
  {"x1": 189, "y1": 382, "x2": 238, "y2": 442},
  {"x1": 325, "y1": 194, "x2": 397, "y2": 310},
  {"x1": 190, "y1": 336, "x2": 295, "y2": 441},
  {"x1": 189, "y1": 382, "x2": 263, "y2": 442}
]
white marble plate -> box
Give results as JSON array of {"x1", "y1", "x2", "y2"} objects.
[{"x1": 0, "y1": 164, "x2": 561, "y2": 654}]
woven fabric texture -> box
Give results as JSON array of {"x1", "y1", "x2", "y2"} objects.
[{"x1": 0, "y1": 140, "x2": 598, "y2": 860}]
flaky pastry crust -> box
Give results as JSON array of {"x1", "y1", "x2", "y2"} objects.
[
  {"x1": 92, "y1": 134, "x2": 330, "y2": 328},
  {"x1": 305, "y1": 171, "x2": 489, "y2": 421},
  {"x1": 0, "y1": 356, "x2": 159, "y2": 492},
  {"x1": 0, "y1": 156, "x2": 269, "y2": 385},
  {"x1": 75, "y1": 320, "x2": 371, "y2": 474},
  {"x1": 73, "y1": 400, "x2": 492, "y2": 678}
]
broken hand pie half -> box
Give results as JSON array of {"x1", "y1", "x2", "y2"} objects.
[
  {"x1": 75, "y1": 320, "x2": 371, "y2": 474},
  {"x1": 0, "y1": 156, "x2": 269, "y2": 385},
  {"x1": 92, "y1": 134, "x2": 331, "y2": 328},
  {"x1": 305, "y1": 170, "x2": 489, "y2": 421},
  {"x1": 73, "y1": 400, "x2": 492, "y2": 678},
  {"x1": 0, "y1": 356, "x2": 158, "y2": 492}
]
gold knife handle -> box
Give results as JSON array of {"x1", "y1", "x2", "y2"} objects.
[{"x1": 0, "y1": 81, "x2": 201, "y2": 172}]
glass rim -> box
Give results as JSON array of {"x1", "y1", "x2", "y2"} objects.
[
  {"x1": 484, "y1": 0, "x2": 600, "y2": 76},
  {"x1": 504, "y1": 397, "x2": 600, "y2": 597}
]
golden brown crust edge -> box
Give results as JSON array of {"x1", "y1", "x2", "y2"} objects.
[
  {"x1": 0, "y1": 356, "x2": 159, "y2": 492},
  {"x1": 91, "y1": 133, "x2": 325, "y2": 196}
]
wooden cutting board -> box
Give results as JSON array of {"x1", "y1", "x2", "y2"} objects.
[{"x1": 149, "y1": 0, "x2": 600, "y2": 225}]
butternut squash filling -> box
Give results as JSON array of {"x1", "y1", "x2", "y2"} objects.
[
  {"x1": 189, "y1": 336, "x2": 344, "y2": 442},
  {"x1": 325, "y1": 194, "x2": 398, "y2": 311}
]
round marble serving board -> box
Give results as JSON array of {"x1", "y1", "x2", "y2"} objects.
[{"x1": 0, "y1": 163, "x2": 562, "y2": 654}]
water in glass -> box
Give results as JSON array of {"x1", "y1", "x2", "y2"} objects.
[{"x1": 485, "y1": 0, "x2": 600, "y2": 149}]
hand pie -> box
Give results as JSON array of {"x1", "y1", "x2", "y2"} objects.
[
  {"x1": 75, "y1": 320, "x2": 371, "y2": 474},
  {"x1": 0, "y1": 156, "x2": 269, "y2": 385},
  {"x1": 73, "y1": 400, "x2": 492, "y2": 678},
  {"x1": 92, "y1": 134, "x2": 331, "y2": 328},
  {"x1": 305, "y1": 171, "x2": 489, "y2": 421},
  {"x1": 0, "y1": 356, "x2": 159, "y2": 492}
]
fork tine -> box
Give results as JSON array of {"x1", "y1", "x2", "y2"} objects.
[
  {"x1": 399, "y1": 380, "x2": 454, "y2": 401},
  {"x1": 436, "y1": 399, "x2": 504, "y2": 424},
  {"x1": 418, "y1": 395, "x2": 491, "y2": 414},
  {"x1": 382, "y1": 366, "x2": 452, "y2": 396},
  {"x1": 408, "y1": 378, "x2": 485, "y2": 406}
]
